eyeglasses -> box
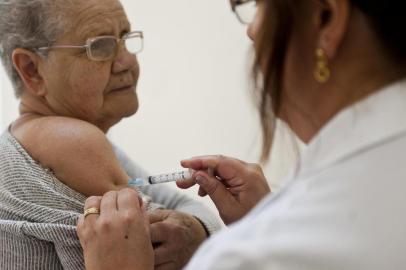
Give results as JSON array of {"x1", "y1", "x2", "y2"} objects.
[
  {"x1": 230, "y1": 0, "x2": 257, "y2": 25},
  {"x1": 37, "y1": 31, "x2": 144, "y2": 61}
]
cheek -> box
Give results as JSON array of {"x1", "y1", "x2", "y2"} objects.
[
  {"x1": 283, "y1": 40, "x2": 313, "y2": 98},
  {"x1": 68, "y1": 63, "x2": 111, "y2": 104},
  {"x1": 283, "y1": 45, "x2": 298, "y2": 96}
]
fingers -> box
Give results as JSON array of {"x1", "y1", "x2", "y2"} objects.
[
  {"x1": 84, "y1": 196, "x2": 102, "y2": 212},
  {"x1": 76, "y1": 214, "x2": 86, "y2": 247},
  {"x1": 178, "y1": 156, "x2": 220, "y2": 189},
  {"x1": 198, "y1": 186, "x2": 207, "y2": 197},
  {"x1": 176, "y1": 178, "x2": 196, "y2": 189},
  {"x1": 180, "y1": 155, "x2": 224, "y2": 172},
  {"x1": 117, "y1": 188, "x2": 141, "y2": 212},
  {"x1": 181, "y1": 155, "x2": 245, "y2": 181},
  {"x1": 180, "y1": 158, "x2": 205, "y2": 171},
  {"x1": 194, "y1": 171, "x2": 236, "y2": 214},
  {"x1": 78, "y1": 196, "x2": 102, "y2": 247},
  {"x1": 177, "y1": 179, "x2": 207, "y2": 196},
  {"x1": 83, "y1": 196, "x2": 102, "y2": 224},
  {"x1": 176, "y1": 179, "x2": 208, "y2": 196},
  {"x1": 150, "y1": 222, "x2": 168, "y2": 243},
  {"x1": 77, "y1": 215, "x2": 84, "y2": 230},
  {"x1": 100, "y1": 191, "x2": 118, "y2": 218},
  {"x1": 115, "y1": 189, "x2": 143, "y2": 229},
  {"x1": 141, "y1": 204, "x2": 150, "y2": 234},
  {"x1": 148, "y1": 209, "x2": 169, "y2": 224},
  {"x1": 154, "y1": 245, "x2": 175, "y2": 266}
]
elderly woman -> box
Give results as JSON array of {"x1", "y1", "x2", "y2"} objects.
[
  {"x1": 0, "y1": 0, "x2": 220, "y2": 269},
  {"x1": 79, "y1": 0, "x2": 406, "y2": 269}
]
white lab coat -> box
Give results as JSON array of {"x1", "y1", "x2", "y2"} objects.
[{"x1": 185, "y1": 80, "x2": 406, "y2": 270}]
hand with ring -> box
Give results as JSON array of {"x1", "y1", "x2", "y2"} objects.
[
  {"x1": 83, "y1": 207, "x2": 100, "y2": 218},
  {"x1": 77, "y1": 188, "x2": 154, "y2": 270}
]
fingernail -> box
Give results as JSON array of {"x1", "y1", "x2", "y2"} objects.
[
  {"x1": 176, "y1": 178, "x2": 187, "y2": 184},
  {"x1": 195, "y1": 175, "x2": 207, "y2": 185}
]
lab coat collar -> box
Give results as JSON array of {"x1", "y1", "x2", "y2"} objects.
[{"x1": 297, "y1": 79, "x2": 406, "y2": 178}]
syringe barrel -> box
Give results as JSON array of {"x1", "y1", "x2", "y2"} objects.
[{"x1": 148, "y1": 170, "x2": 193, "y2": 184}]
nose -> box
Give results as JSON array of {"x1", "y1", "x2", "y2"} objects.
[
  {"x1": 247, "y1": 6, "x2": 261, "y2": 42},
  {"x1": 112, "y1": 45, "x2": 138, "y2": 74},
  {"x1": 247, "y1": 22, "x2": 255, "y2": 41}
]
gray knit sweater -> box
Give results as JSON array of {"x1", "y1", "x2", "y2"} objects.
[{"x1": 0, "y1": 131, "x2": 221, "y2": 269}]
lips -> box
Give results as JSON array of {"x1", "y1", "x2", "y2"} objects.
[{"x1": 110, "y1": 84, "x2": 135, "y2": 92}]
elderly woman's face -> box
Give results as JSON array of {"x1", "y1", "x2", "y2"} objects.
[{"x1": 42, "y1": 0, "x2": 139, "y2": 130}]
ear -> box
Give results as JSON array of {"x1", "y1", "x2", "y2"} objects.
[
  {"x1": 315, "y1": 0, "x2": 351, "y2": 59},
  {"x1": 12, "y1": 48, "x2": 47, "y2": 96}
]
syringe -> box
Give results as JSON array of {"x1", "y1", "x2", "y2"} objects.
[{"x1": 128, "y1": 169, "x2": 194, "y2": 186}]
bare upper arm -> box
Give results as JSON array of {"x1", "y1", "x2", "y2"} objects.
[{"x1": 12, "y1": 117, "x2": 129, "y2": 196}]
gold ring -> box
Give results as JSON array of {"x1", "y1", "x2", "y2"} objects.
[{"x1": 84, "y1": 207, "x2": 100, "y2": 218}]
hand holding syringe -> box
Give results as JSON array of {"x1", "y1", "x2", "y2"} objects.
[{"x1": 128, "y1": 169, "x2": 195, "y2": 186}]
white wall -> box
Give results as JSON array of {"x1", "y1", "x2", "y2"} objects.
[
  {"x1": 0, "y1": 0, "x2": 297, "y2": 217},
  {"x1": 111, "y1": 0, "x2": 297, "y2": 214}
]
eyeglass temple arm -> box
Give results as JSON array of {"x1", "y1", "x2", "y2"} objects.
[{"x1": 37, "y1": 45, "x2": 89, "y2": 51}]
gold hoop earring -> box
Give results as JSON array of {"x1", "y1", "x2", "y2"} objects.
[{"x1": 314, "y1": 48, "x2": 330, "y2": 83}]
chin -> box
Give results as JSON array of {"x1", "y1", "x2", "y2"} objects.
[
  {"x1": 120, "y1": 98, "x2": 139, "y2": 118},
  {"x1": 101, "y1": 91, "x2": 139, "y2": 123},
  {"x1": 124, "y1": 105, "x2": 139, "y2": 118}
]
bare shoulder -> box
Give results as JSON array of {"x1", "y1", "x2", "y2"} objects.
[{"x1": 12, "y1": 116, "x2": 129, "y2": 196}]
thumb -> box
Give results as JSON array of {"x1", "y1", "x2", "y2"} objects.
[
  {"x1": 195, "y1": 172, "x2": 236, "y2": 215},
  {"x1": 148, "y1": 209, "x2": 169, "y2": 224},
  {"x1": 141, "y1": 204, "x2": 151, "y2": 235}
]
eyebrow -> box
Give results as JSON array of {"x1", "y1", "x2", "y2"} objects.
[
  {"x1": 79, "y1": 26, "x2": 115, "y2": 41},
  {"x1": 79, "y1": 20, "x2": 131, "y2": 41},
  {"x1": 120, "y1": 20, "x2": 132, "y2": 34}
]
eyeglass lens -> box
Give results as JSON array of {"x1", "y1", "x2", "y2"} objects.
[
  {"x1": 90, "y1": 37, "x2": 117, "y2": 60},
  {"x1": 89, "y1": 34, "x2": 143, "y2": 61},
  {"x1": 236, "y1": 1, "x2": 257, "y2": 24},
  {"x1": 124, "y1": 37, "x2": 143, "y2": 55}
]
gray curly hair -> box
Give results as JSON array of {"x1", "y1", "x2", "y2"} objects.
[{"x1": 0, "y1": 0, "x2": 74, "y2": 97}]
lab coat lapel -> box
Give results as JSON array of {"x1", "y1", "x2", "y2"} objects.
[{"x1": 297, "y1": 79, "x2": 406, "y2": 178}]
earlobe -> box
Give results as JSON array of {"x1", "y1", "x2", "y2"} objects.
[
  {"x1": 12, "y1": 48, "x2": 46, "y2": 96},
  {"x1": 316, "y1": 0, "x2": 351, "y2": 59}
]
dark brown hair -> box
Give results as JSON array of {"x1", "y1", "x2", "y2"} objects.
[{"x1": 256, "y1": 0, "x2": 406, "y2": 162}]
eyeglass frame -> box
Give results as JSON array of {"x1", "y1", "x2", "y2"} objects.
[
  {"x1": 36, "y1": 30, "x2": 144, "y2": 61},
  {"x1": 229, "y1": 0, "x2": 256, "y2": 24}
]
